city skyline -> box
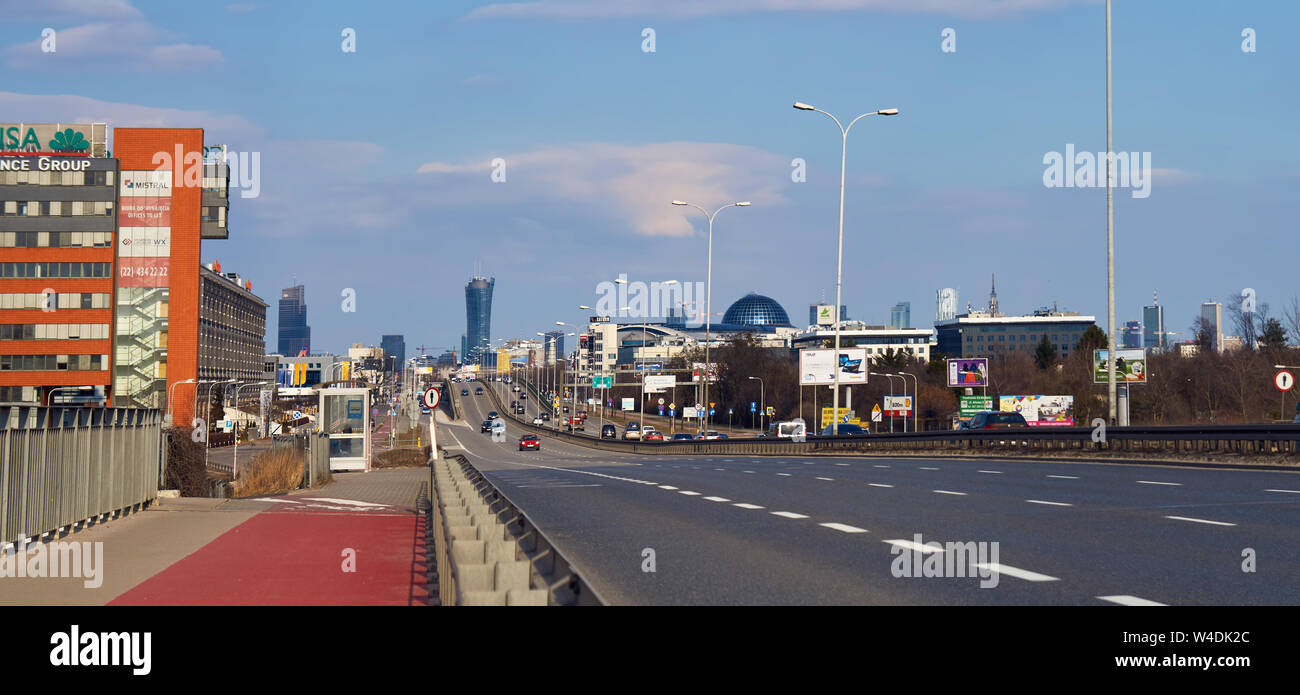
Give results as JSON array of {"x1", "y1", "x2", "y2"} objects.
[{"x1": 1, "y1": 1, "x2": 1294, "y2": 353}]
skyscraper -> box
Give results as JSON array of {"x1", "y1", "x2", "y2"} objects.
[
  {"x1": 1142, "y1": 292, "x2": 1165, "y2": 352},
  {"x1": 889, "y1": 302, "x2": 911, "y2": 329},
  {"x1": 1200, "y1": 301, "x2": 1223, "y2": 352},
  {"x1": 380, "y1": 334, "x2": 405, "y2": 375},
  {"x1": 464, "y1": 276, "x2": 494, "y2": 362},
  {"x1": 543, "y1": 330, "x2": 564, "y2": 365},
  {"x1": 988, "y1": 275, "x2": 1001, "y2": 317},
  {"x1": 1122, "y1": 320, "x2": 1143, "y2": 348},
  {"x1": 278, "y1": 284, "x2": 310, "y2": 356},
  {"x1": 936, "y1": 288, "x2": 959, "y2": 321}
]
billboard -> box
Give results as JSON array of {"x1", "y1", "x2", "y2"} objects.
[
  {"x1": 800, "y1": 348, "x2": 868, "y2": 385},
  {"x1": 644, "y1": 374, "x2": 676, "y2": 392},
  {"x1": 883, "y1": 395, "x2": 913, "y2": 416},
  {"x1": 947, "y1": 358, "x2": 989, "y2": 388},
  {"x1": 959, "y1": 395, "x2": 993, "y2": 416},
  {"x1": 621, "y1": 397, "x2": 635, "y2": 411},
  {"x1": 0, "y1": 123, "x2": 105, "y2": 155},
  {"x1": 691, "y1": 362, "x2": 718, "y2": 383},
  {"x1": 1093, "y1": 349, "x2": 1147, "y2": 383},
  {"x1": 999, "y1": 395, "x2": 1074, "y2": 427},
  {"x1": 820, "y1": 407, "x2": 855, "y2": 429}
]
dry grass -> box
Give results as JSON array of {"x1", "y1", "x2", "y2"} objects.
[
  {"x1": 375, "y1": 448, "x2": 428, "y2": 469},
  {"x1": 233, "y1": 447, "x2": 305, "y2": 498}
]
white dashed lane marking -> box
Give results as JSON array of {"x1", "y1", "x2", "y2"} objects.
[
  {"x1": 933, "y1": 490, "x2": 967, "y2": 496},
  {"x1": 1165, "y1": 515, "x2": 1236, "y2": 527},
  {"x1": 733, "y1": 503, "x2": 764, "y2": 510},
  {"x1": 771, "y1": 511, "x2": 810, "y2": 519},
  {"x1": 977, "y1": 470, "x2": 1003, "y2": 474},
  {"x1": 1026, "y1": 499, "x2": 1073, "y2": 507},
  {"x1": 1265, "y1": 489, "x2": 1300, "y2": 494},
  {"x1": 703, "y1": 496, "x2": 730, "y2": 502},
  {"x1": 1048, "y1": 475, "x2": 1080, "y2": 480},
  {"x1": 1137, "y1": 480, "x2": 1182, "y2": 486},
  {"x1": 678, "y1": 491, "x2": 701, "y2": 496},
  {"x1": 868, "y1": 483, "x2": 894, "y2": 488},
  {"x1": 884, "y1": 539, "x2": 943, "y2": 554},
  {"x1": 815, "y1": 477, "x2": 835, "y2": 481},
  {"x1": 973, "y1": 563, "x2": 1059, "y2": 582},
  {"x1": 658, "y1": 485, "x2": 678, "y2": 490},
  {"x1": 920, "y1": 467, "x2": 940, "y2": 471},
  {"x1": 819, "y1": 522, "x2": 868, "y2": 534},
  {"x1": 1098, "y1": 595, "x2": 1166, "y2": 606},
  {"x1": 776, "y1": 473, "x2": 792, "y2": 477}
]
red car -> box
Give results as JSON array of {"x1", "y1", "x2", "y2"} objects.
[
  {"x1": 519, "y1": 434, "x2": 540, "y2": 451},
  {"x1": 643, "y1": 431, "x2": 664, "y2": 442}
]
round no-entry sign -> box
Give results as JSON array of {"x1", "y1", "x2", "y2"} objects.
[
  {"x1": 423, "y1": 387, "x2": 441, "y2": 409},
  {"x1": 1275, "y1": 371, "x2": 1294, "y2": 392}
]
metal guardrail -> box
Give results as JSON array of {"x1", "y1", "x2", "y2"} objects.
[
  {"x1": 1, "y1": 405, "x2": 162, "y2": 547},
  {"x1": 480, "y1": 381, "x2": 1300, "y2": 460}
]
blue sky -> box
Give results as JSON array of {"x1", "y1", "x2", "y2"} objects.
[{"x1": 3, "y1": 0, "x2": 1297, "y2": 354}]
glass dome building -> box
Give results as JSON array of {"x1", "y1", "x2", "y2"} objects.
[{"x1": 721, "y1": 293, "x2": 793, "y2": 328}]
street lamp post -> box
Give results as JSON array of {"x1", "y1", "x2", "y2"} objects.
[
  {"x1": 869, "y1": 372, "x2": 903, "y2": 433},
  {"x1": 896, "y1": 371, "x2": 919, "y2": 433},
  {"x1": 794, "y1": 101, "x2": 898, "y2": 434},
  {"x1": 203, "y1": 379, "x2": 236, "y2": 472},
  {"x1": 232, "y1": 381, "x2": 268, "y2": 478},
  {"x1": 747, "y1": 376, "x2": 765, "y2": 435},
  {"x1": 165, "y1": 378, "x2": 197, "y2": 426},
  {"x1": 671, "y1": 200, "x2": 749, "y2": 432}
]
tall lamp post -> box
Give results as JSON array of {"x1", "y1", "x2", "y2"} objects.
[
  {"x1": 794, "y1": 101, "x2": 898, "y2": 434},
  {"x1": 1104, "y1": 0, "x2": 1118, "y2": 424},
  {"x1": 895, "y1": 371, "x2": 919, "y2": 433},
  {"x1": 747, "y1": 376, "x2": 765, "y2": 435},
  {"x1": 165, "y1": 377, "x2": 197, "y2": 426},
  {"x1": 232, "y1": 381, "x2": 269, "y2": 478},
  {"x1": 671, "y1": 200, "x2": 749, "y2": 431}
]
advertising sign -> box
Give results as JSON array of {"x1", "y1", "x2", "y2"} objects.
[
  {"x1": 120, "y1": 196, "x2": 172, "y2": 227},
  {"x1": 118, "y1": 169, "x2": 172, "y2": 288},
  {"x1": 883, "y1": 395, "x2": 913, "y2": 416},
  {"x1": 820, "y1": 407, "x2": 854, "y2": 428},
  {"x1": 622, "y1": 397, "x2": 635, "y2": 411},
  {"x1": 959, "y1": 395, "x2": 994, "y2": 416},
  {"x1": 0, "y1": 123, "x2": 103, "y2": 155},
  {"x1": 947, "y1": 358, "x2": 989, "y2": 388},
  {"x1": 815, "y1": 304, "x2": 836, "y2": 326},
  {"x1": 1093, "y1": 349, "x2": 1147, "y2": 384},
  {"x1": 999, "y1": 395, "x2": 1074, "y2": 427},
  {"x1": 800, "y1": 348, "x2": 868, "y2": 385},
  {"x1": 691, "y1": 363, "x2": 718, "y2": 383},
  {"x1": 683, "y1": 407, "x2": 698, "y2": 418},
  {"x1": 644, "y1": 374, "x2": 676, "y2": 392}
]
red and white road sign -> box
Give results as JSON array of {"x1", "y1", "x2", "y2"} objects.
[
  {"x1": 423, "y1": 387, "x2": 441, "y2": 409},
  {"x1": 1275, "y1": 371, "x2": 1294, "y2": 392}
]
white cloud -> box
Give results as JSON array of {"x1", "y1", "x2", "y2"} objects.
[
  {"x1": 416, "y1": 141, "x2": 795, "y2": 237},
  {"x1": 0, "y1": 91, "x2": 263, "y2": 142},
  {"x1": 468, "y1": 0, "x2": 1096, "y2": 20},
  {"x1": 0, "y1": 0, "x2": 140, "y2": 20},
  {"x1": 5, "y1": 19, "x2": 223, "y2": 70}
]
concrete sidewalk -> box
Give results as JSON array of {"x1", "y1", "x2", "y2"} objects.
[{"x1": 0, "y1": 469, "x2": 431, "y2": 606}]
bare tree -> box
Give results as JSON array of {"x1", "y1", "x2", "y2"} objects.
[{"x1": 1284, "y1": 295, "x2": 1300, "y2": 346}]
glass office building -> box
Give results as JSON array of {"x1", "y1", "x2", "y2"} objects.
[
  {"x1": 465, "y1": 276, "x2": 494, "y2": 362},
  {"x1": 278, "y1": 284, "x2": 310, "y2": 356}
]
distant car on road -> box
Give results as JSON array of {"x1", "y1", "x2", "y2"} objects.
[
  {"x1": 461, "y1": 389, "x2": 469, "y2": 396},
  {"x1": 820, "y1": 423, "x2": 868, "y2": 436},
  {"x1": 532, "y1": 416, "x2": 545, "y2": 425},
  {"x1": 696, "y1": 430, "x2": 722, "y2": 440},
  {"x1": 480, "y1": 420, "x2": 493, "y2": 433},
  {"x1": 623, "y1": 423, "x2": 642, "y2": 440},
  {"x1": 519, "y1": 434, "x2": 539, "y2": 451},
  {"x1": 671, "y1": 433, "x2": 694, "y2": 441},
  {"x1": 601, "y1": 424, "x2": 618, "y2": 439},
  {"x1": 475, "y1": 387, "x2": 483, "y2": 395},
  {"x1": 487, "y1": 411, "x2": 498, "y2": 419},
  {"x1": 961, "y1": 411, "x2": 1028, "y2": 429},
  {"x1": 514, "y1": 405, "x2": 526, "y2": 414},
  {"x1": 643, "y1": 431, "x2": 664, "y2": 441}
]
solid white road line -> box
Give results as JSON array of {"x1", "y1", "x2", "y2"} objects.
[
  {"x1": 703, "y1": 496, "x2": 730, "y2": 502},
  {"x1": 678, "y1": 490, "x2": 702, "y2": 496},
  {"x1": 820, "y1": 522, "x2": 868, "y2": 534},
  {"x1": 1026, "y1": 499, "x2": 1073, "y2": 507},
  {"x1": 815, "y1": 477, "x2": 835, "y2": 481},
  {"x1": 1137, "y1": 480, "x2": 1182, "y2": 486},
  {"x1": 1048, "y1": 475, "x2": 1080, "y2": 479},
  {"x1": 1165, "y1": 515, "x2": 1236, "y2": 527},
  {"x1": 868, "y1": 483, "x2": 894, "y2": 488},
  {"x1": 884, "y1": 539, "x2": 943, "y2": 554},
  {"x1": 771, "y1": 511, "x2": 810, "y2": 519},
  {"x1": 933, "y1": 490, "x2": 967, "y2": 496},
  {"x1": 658, "y1": 485, "x2": 678, "y2": 490},
  {"x1": 1098, "y1": 595, "x2": 1166, "y2": 606},
  {"x1": 1265, "y1": 489, "x2": 1300, "y2": 494},
  {"x1": 733, "y1": 503, "x2": 764, "y2": 510},
  {"x1": 973, "y1": 563, "x2": 1059, "y2": 582}
]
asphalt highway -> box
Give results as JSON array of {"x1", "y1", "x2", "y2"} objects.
[{"x1": 442, "y1": 381, "x2": 1300, "y2": 605}]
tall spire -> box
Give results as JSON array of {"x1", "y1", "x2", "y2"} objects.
[{"x1": 989, "y1": 273, "x2": 1000, "y2": 317}]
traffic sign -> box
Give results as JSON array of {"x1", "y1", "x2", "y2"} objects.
[
  {"x1": 669, "y1": 408, "x2": 675, "y2": 417},
  {"x1": 750, "y1": 402, "x2": 756, "y2": 413},
  {"x1": 670, "y1": 402, "x2": 676, "y2": 409},
  {"x1": 658, "y1": 397, "x2": 665, "y2": 405},
  {"x1": 422, "y1": 387, "x2": 441, "y2": 410},
  {"x1": 1276, "y1": 370, "x2": 1295, "y2": 392},
  {"x1": 658, "y1": 406, "x2": 665, "y2": 415},
  {"x1": 292, "y1": 410, "x2": 303, "y2": 419}
]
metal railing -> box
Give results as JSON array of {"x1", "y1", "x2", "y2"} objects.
[
  {"x1": 480, "y1": 379, "x2": 1300, "y2": 463},
  {"x1": 1, "y1": 405, "x2": 162, "y2": 547}
]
